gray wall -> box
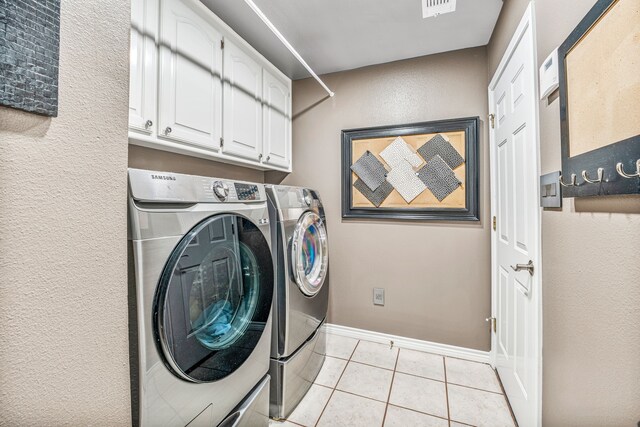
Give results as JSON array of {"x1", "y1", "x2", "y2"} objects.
[
  {"x1": 269, "y1": 47, "x2": 492, "y2": 351},
  {"x1": 489, "y1": 1, "x2": 640, "y2": 425},
  {"x1": 0, "y1": 0, "x2": 132, "y2": 425}
]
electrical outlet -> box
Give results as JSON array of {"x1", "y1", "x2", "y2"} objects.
[{"x1": 373, "y1": 288, "x2": 385, "y2": 306}]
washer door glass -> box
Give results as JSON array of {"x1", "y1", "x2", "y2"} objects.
[
  {"x1": 291, "y1": 211, "x2": 328, "y2": 296},
  {"x1": 154, "y1": 214, "x2": 273, "y2": 383}
]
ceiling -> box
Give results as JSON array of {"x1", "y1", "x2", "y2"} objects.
[{"x1": 201, "y1": 0, "x2": 503, "y2": 80}]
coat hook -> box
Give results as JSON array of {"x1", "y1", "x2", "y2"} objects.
[
  {"x1": 615, "y1": 159, "x2": 640, "y2": 179},
  {"x1": 559, "y1": 173, "x2": 577, "y2": 187},
  {"x1": 581, "y1": 168, "x2": 604, "y2": 184}
]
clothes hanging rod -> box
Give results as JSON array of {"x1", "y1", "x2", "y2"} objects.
[{"x1": 242, "y1": 0, "x2": 335, "y2": 97}]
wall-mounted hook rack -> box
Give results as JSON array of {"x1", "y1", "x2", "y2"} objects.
[
  {"x1": 559, "y1": 173, "x2": 577, "y2": 187},
  {"x1": 615, "y1": 159, "x2": 640, "y2": 179},
  {"x1": 581, "y1": 168, "x2": 604, "y2": 184}
]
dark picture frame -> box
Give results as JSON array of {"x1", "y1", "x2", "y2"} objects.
[
  {"x1": 341, "y1": 117, "x2": 479, "y2": 221},
  {"x1": 558, "y1": 0, "x2": 640, "y2": 197}
]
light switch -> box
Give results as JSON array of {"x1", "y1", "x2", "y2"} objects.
[{"x1": 540, "y1": 171, "x2": 562, "y2": 208}]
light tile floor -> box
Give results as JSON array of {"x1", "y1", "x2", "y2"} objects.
[{"x1": 270, "y1": 333, "x2": 516, "y2": 427}]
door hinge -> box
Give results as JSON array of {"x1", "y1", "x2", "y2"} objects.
[
  {"x1": 221, "y1": 39, "x2": 225, "y2": 49},
  {"x1": 489, "y1": 113, "x2": 495, "y2": 129},
  {"x1": 492, "y1": 216, "x2": 497, "y2": 231},
  {"x1": 486, "y1": 317, "x2": 497, "y2": 333},
  {"x1": 220, "y1": 137, "x2": 224, "y2": 148}
]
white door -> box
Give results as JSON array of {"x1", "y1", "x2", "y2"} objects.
[
  {"x1": 129, "y1": 0, "x2": 158, "y2": 135},
  {"x1": 158, "y1": 0, "x2": 223, "y2": 149},
  {"x1": 262, "y1": 69, "x2": 291, "y2": 170},
  {"x1": 489, "y1": 4, "x2": 541, "y2": 427},
  {"x1": 222, "y1": 39, "x2": 263, "y2": 162}
]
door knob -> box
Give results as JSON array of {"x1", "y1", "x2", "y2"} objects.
[{"x1": 511, "y1": 260, "x2": 534, "y2": 276}]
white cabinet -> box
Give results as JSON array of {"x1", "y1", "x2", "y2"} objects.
[
  {"x1": 158, "y1": 0, "x2": 223, "y2": 149},
  {"x1": 222, "y1": 39, "x2": 263, "y2": 162},
  {"x1": 262, "y1": 69, "x2": 291, "y2": 169},
  {"x1": 129, "y1": 0, "x2": 158, "y2": 135},
  {"x1": 128, "y1": 0, "x2": 292, "y2": 172}
]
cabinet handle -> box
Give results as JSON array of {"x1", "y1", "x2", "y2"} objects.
[
  {"x1": 165, "y1": 127, "x2": 172, "y2": 135},
  {"x1": 145, "y1": 120, "x2": 153, "y2": 129},
  {"x1": 258, "y1": 153, "x2": 263, "y2": 160},
  {"x1": 266, "y1": 156, "x2": 271, "y2": 161}
]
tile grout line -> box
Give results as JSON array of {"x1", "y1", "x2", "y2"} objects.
[
  {"x1": 330, "y1": 336, "x2": 492, "y2": 366},
  {"x1": 388, "y1": 366, "x2": 506, "y2": 396},
  {"x1": 385, "y1": 402, "x2": 451, "y2": 423},
  {"x1": 313, "y1": 339, "x2": 360, "y2": 427},
  {"x1": 325, "y1": 388, "x2": 388, "y2": 405},
  {"x1": 443, "y1": 357, "x2": 451, "y2": 427},
  {"x1": 327, "y1": 345, "x2": 492, "y2": 369},
  {"x1": 444, "y1": 381, "x2": 505, "y2": 396},
  {"x1": 380, "y1": 345, "x2": 401, "y2": 427},
  {"x1": 342, "y1": 358, "x2": 395, "y2": 372}
]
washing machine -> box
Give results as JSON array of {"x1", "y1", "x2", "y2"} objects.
[
  {"x1": 266, "y1": 185, "x2": 330, "y2": 420},
  {"x1": 128, "y1": 168, "x2": 274, "y2": 427}
]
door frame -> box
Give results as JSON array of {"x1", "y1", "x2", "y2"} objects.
[{"x1": 488, "y1": 2, "x2": 542, "y2": 426}]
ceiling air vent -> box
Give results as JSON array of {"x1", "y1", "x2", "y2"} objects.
[{"x1": 422, "y1": 0, "x2": 457, "y2": 18}]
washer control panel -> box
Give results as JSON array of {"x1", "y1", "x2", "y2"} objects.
[
  {"x1": 235, "y1": 183, "x2": 260, "y2": 201},
  {"x1": 212, "y1": 181, "x2": 230, "y2": 201},
  {"x1": 127, "y1": 168, "x2": 267, "y2": 203}
]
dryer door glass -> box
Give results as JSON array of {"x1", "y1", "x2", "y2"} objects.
[
  {"x1": 155, "y1": 214, "x2": 273, "y2": 383},
  {"x1": 291, "y1": 211, "x2": 328, "y2": 296}
]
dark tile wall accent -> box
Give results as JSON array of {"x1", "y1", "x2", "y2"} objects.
[{"x1": 0, "y1": 0, "x2": 61, "y2": 116}]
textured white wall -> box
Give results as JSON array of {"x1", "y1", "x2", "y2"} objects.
[{"x1": 0, "y1": 0, "x2": 131, "y2": 425}]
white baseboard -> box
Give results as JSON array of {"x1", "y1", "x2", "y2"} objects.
[{"x1": 323, "y1": 323, "x2": 490, "y2": 364}]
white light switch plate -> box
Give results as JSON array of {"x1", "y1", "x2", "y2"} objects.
[{"x1": 373, "y1": 288, "x2": 385, "y2": 306}]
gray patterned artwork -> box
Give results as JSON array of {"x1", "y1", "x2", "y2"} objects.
[
  {"x1": 343, "y1": 118, "x2": 479, "y2": 220},
  {"x1": 350, "y1": 151, "x2": 388, "y2": 191},
  {"x1": 386, "y1": 162, "x2": 427, "y2": 203},
  {"x1": 354, "y1": 179, "x2": 393, "y2": 207},
  {"x1": 417, "y1": 155, "x2": 462, "y2": 201},
  {"x1": 380, "y1": 137, "x2": 423, "y2": 168},
  {"x1": 417, "y1": 134, "x2": 465, "y2": 169}
]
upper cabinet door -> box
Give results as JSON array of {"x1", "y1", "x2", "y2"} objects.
[
  {"x1": 262, "y1": 69, "x2": 291, "y2": 170},
  {"x1": 158, "y1": 0, "x2": 222, "y2": 149},
  {"x1": 129, "y1": 0, "x2": 158, "y2": 135},
  {"x1": 222, "y1": 39, "x2": 263, "y2": 162}
]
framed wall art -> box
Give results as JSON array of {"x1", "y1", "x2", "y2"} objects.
[
  {"x1": 558, "y1": 0, "x2": 640, "y2": 197},
  {"x1": 341, "y1": 117, "x2": 479, "y2": 221}
]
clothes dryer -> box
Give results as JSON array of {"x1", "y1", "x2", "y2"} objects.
[{"x1": 266, "y1": 186, "x2": 329, "y2": 419}]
